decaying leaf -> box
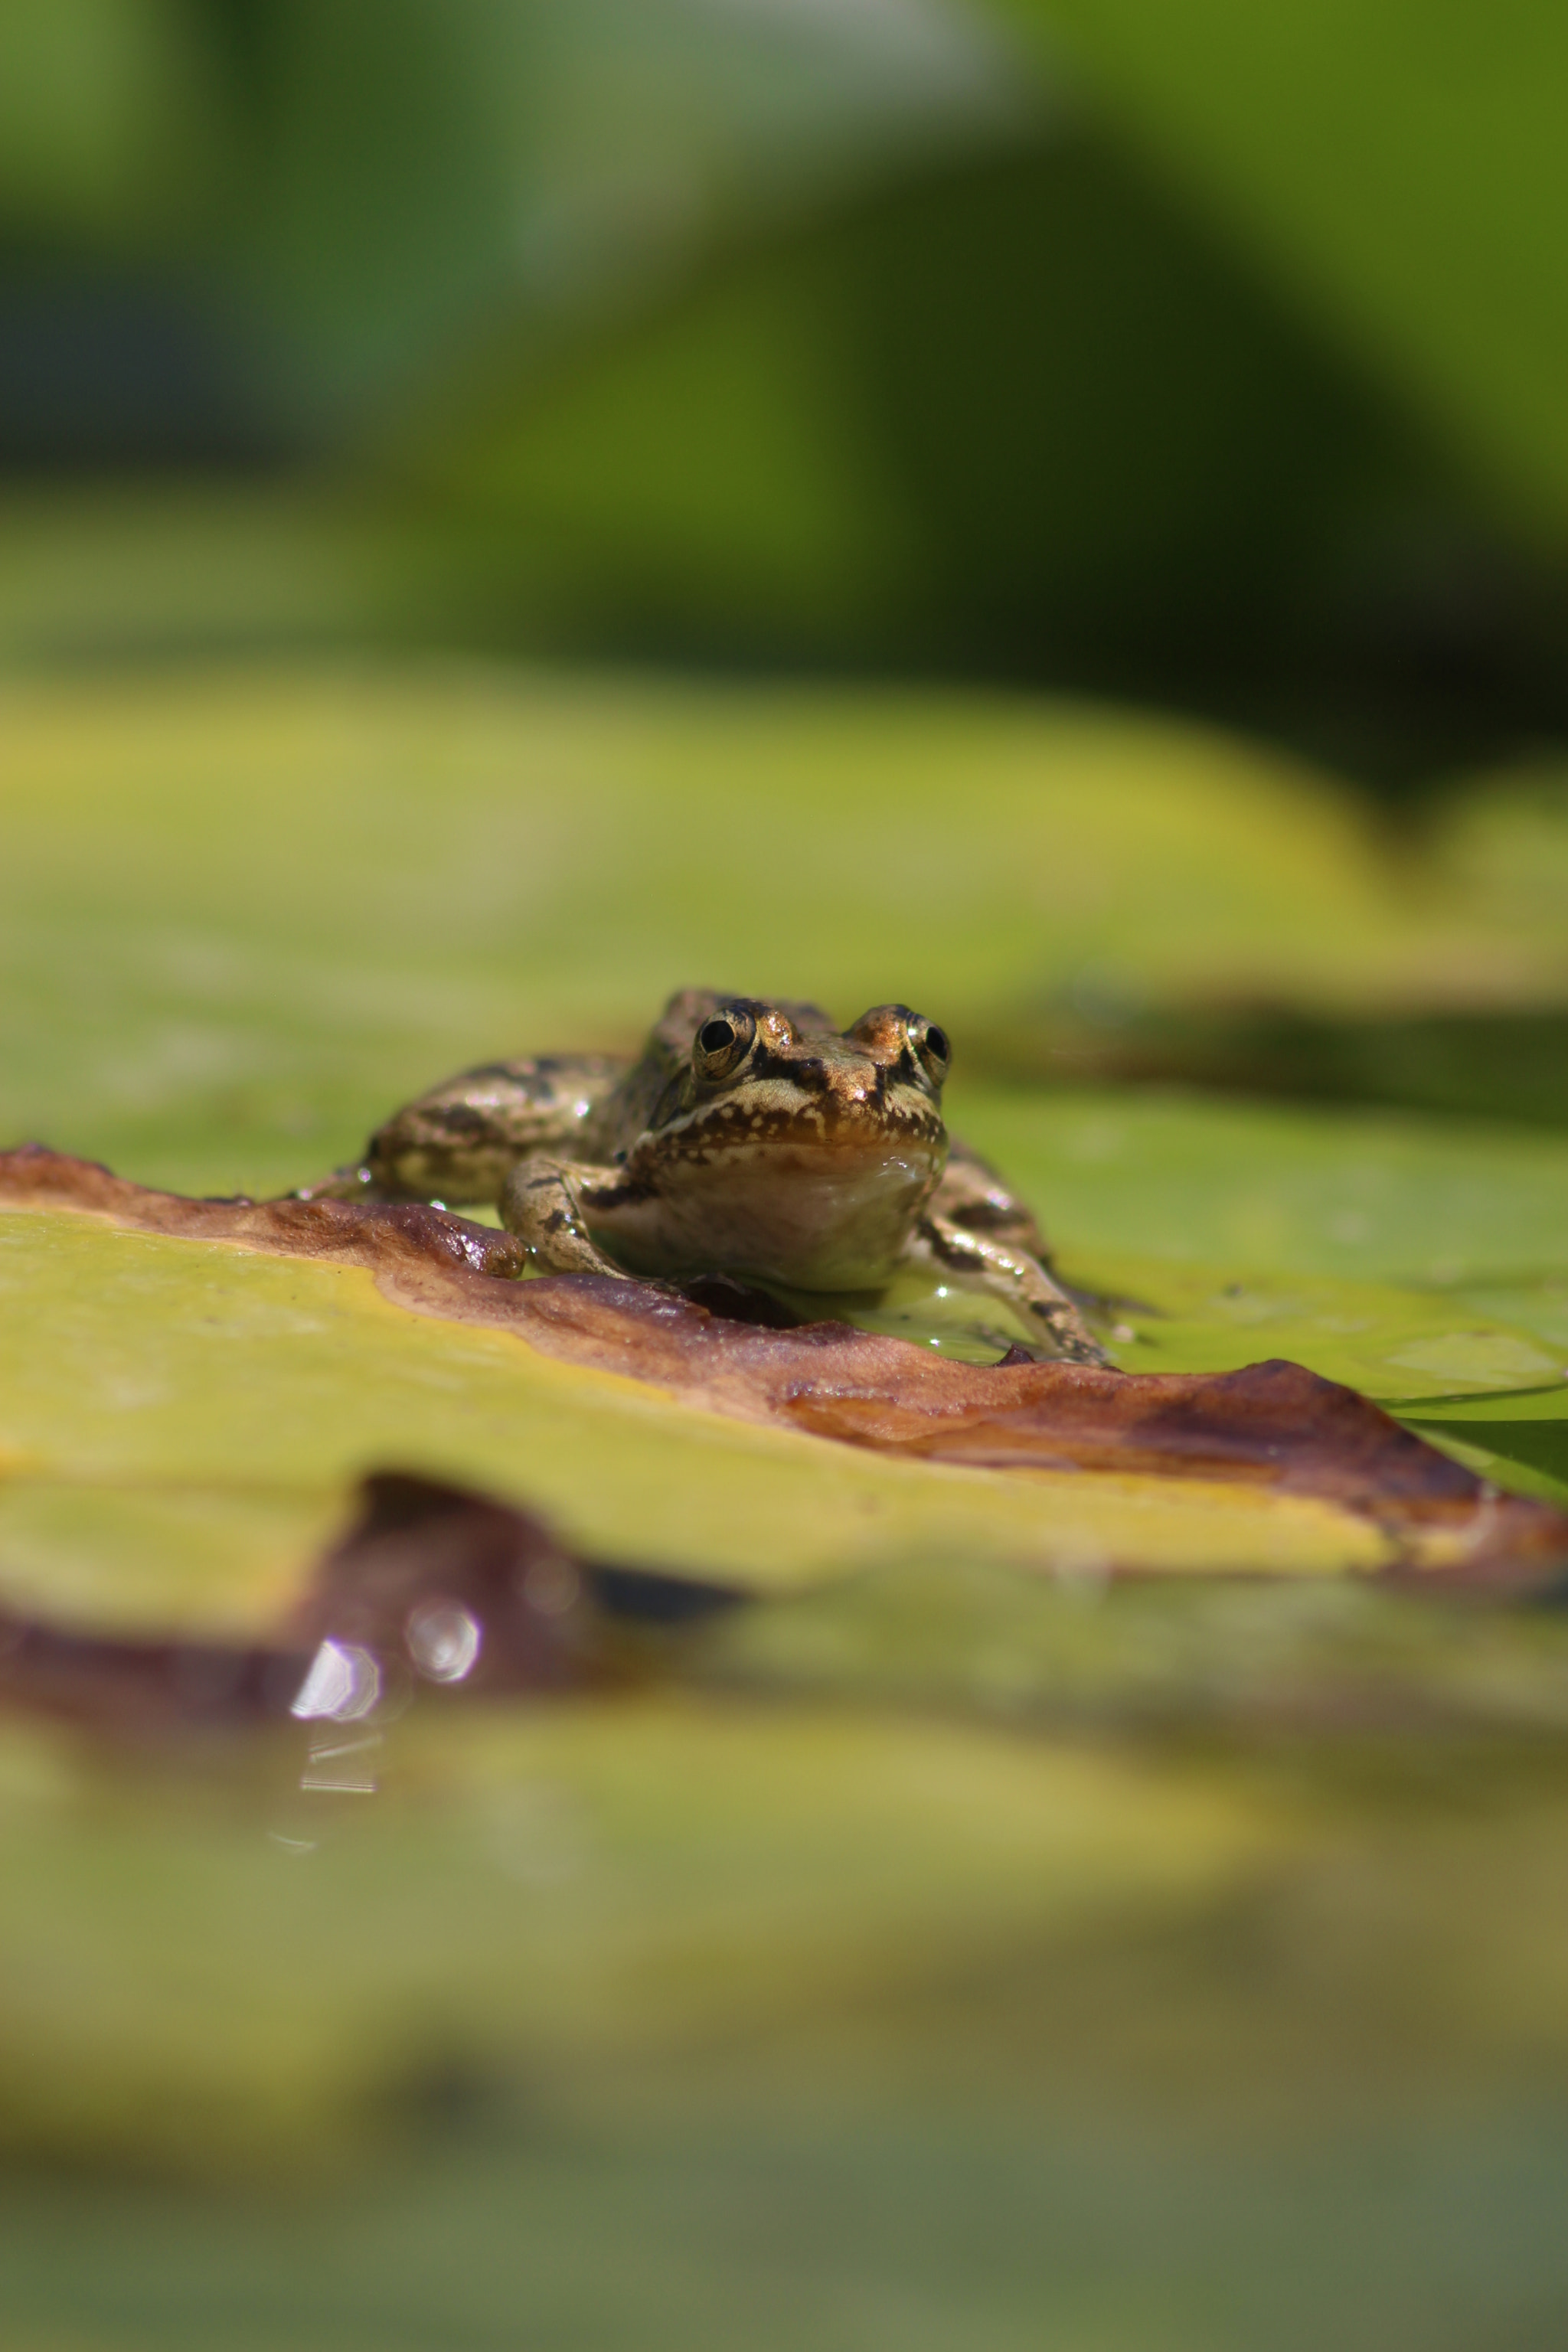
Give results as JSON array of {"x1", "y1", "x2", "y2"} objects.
[
  {"x1": 0, "y1": 1204, "x2": 1393, "y2": 1618},
  {"x1": 5, "y1": 1146, "x2": 1564, "y2": 1586}
]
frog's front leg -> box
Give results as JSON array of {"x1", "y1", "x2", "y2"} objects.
[
  {"x1": 292, "y1": 1055, "x2": 626, "y2": 1207},
  {"x1": 498, "y1": 1155, "x2": 635, "y2": 1277},
  {"x1": 914, "y1": 1140, "x2": 1111, "y2": 1366}
]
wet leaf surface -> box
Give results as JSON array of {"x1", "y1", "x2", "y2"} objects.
[
  {"x1": 0, "y1": 1187, "x2": 1422, "y2": 1614},
  {"x1": 5, "y1": 1148, "x2": 1564, "y2": 1593}
]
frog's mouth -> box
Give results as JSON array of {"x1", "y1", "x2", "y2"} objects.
[{"x1": 589, "y1": 1132, "x2": 946, "y2": 1292}]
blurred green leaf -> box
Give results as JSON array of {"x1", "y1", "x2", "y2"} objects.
[
  {"x1": 8, "y1": 6, "x2": 1564, "y2": 770},
  {"x1": 0, "y1": 0, "x2": 1021, "y2": 452},
  {"x1": 996, "y1": 0, "x2": 1568, "y2": 531},
  {"x1": 4, "y1": 666, "x2": 1565, "y2": 1204},
  {"x1": 0, "y1": 1697, "x2": 1279, "y2": 2177},
  {"x1": 0, "y1": 0, "x2": 217, "y2": 240},
  {"x1": 256, "y1": 0, "x2": 1020, "y2": 427},
  {"x1": 409, "y1": 129, "x2": 1567, "y2": 779}
]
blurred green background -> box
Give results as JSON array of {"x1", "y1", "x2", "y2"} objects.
[
  {"x1": 8, "y1": 5, "x2": 1568, "y2": 2347},
  {"x1": 6, "y1": 0, "x2": 1568, "y2": 790}
]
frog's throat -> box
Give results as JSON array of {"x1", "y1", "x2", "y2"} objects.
[{"x1": 586, "y1": 1134, "x2": 946, "y2": 1292}]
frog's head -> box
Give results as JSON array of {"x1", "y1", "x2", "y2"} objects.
[{"x1": 603, "y1": 992, "x2": 951, "y2": 1290}]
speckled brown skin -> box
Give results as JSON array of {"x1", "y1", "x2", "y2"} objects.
[{"x1": 295, "y1": 990, "x2": 1107, "y2": 1364}]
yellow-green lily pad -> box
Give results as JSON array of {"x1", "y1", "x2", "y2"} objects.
[
  {"x1": 0, "y1": 1201, "x2": 1413, "y2": 1628},
  {"x1": 2, "y1": 665, "x2": 1566, "y2": 1619}
]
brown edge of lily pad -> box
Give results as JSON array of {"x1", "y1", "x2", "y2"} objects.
[{"x1": 3, "y1": 1145, "x2": 1566, "y2": 1586}]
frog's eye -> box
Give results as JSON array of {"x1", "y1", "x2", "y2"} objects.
[
  {"x1": 693, "y1": 1005, "x2": 755, "y2": 1081},
  {"x1": 914, "y1": 1021, "x2": 950, "y2": 1085}
]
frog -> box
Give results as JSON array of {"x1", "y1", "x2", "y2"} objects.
[{"x1": 295, "y1": 989, "x2": 1109, "y2": 1364}]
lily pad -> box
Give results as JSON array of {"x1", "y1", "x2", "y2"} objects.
[
  {"x1": 0, "y1": 1194, "x2": 1410, "y2": 1615},
  {"x1": 0, "y1": 1178, "x2": 1439, "y2": 1616}
]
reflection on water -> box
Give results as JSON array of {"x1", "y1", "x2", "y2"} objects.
[
  {"x1": 0, "y1": 1472, "x2": 743, "y2": 1753},
  {"x1": 405, "y1": 1600, "x2": 483, "y2": 1684},
  {"x1": 292, "y1": 1638, "x2": 385, "y2": 1722},
  {"x1": 299, "y1": 1726, "x2": 383, "y2": 1796}
]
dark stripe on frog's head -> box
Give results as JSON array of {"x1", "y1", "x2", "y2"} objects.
[{"x1": 748, "y1": 1040, "x2": 826, "y2": 1088}]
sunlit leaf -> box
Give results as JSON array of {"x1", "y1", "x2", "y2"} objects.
[{"x1": 0, "y1": 1202, "x2": 1412, "y2": 1616}]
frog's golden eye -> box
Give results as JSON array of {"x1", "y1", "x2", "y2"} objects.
[
  {"x1": 914, "y1": 1020, "x2": 950, "y2": 1084},
  {"x1": 693, "y1": 1005, "x2": 755, "y2": 1081}
]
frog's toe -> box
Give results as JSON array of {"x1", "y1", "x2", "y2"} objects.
[{"x1": 1019, "y1": 1294, "x2": 1109, "y2": 1364}]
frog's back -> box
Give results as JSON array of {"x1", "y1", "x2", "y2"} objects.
[{"x1": 315, "y1": 1053, "x2": 627, "y2": 1204}]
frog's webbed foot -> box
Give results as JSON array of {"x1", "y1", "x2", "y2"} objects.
[
  {"x1": 914, "y1": 1208, "x2": 1112, "y2": 1367},
  {"x1": 498, "y1": 1156, "x2": 631, "y2": 1278}
]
